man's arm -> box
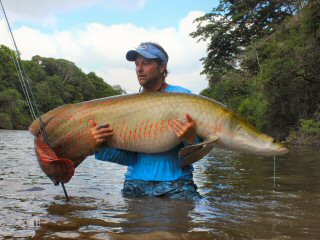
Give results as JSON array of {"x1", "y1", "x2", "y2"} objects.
[{"x1": 95, "y1": 147, "x2": 137, "y2": 166}]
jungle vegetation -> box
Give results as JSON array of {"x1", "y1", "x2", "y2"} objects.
[
  {"x1": 0, "y1": 45, "x2": 124, "y2": 129},
  {"x1": 1, "y1": 0, "x2": 319, "y2": 145},
  {"x1": 191, "y1": 0, "x2": 320, "y2": 145}
]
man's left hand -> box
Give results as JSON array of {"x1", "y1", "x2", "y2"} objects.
[{"x1": 171, "y1": 113, "x2": 196, "y2": 144}]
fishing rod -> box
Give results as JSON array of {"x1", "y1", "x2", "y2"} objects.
[{"x1": 0, "y1": 0, "x2": 69, "y2": 201}]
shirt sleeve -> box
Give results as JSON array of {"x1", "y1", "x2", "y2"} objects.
[{"x1": 94, "y1": 146, "x2": 137, "y2": 166}]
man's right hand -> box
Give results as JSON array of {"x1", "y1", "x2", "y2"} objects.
[{"x1": 89, "y1": 119, "x2": 114, "y2": 152}]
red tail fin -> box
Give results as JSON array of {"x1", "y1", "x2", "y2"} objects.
[{"x1": 34, "y1": 138, "x2": 75, "y2": 185}]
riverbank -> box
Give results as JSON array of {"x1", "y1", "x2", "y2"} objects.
[
  {"x1": 286, "y1": 117, "x2": 320, "y2": 147},
  {"x1": 286, "y1": 133, "x2": 320, "y2": 147}
]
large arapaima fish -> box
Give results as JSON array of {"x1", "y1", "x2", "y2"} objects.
[{"x1": 29, "y1": 92, "x2": 288, "y2": 185}]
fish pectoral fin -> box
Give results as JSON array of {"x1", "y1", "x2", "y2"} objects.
[
  {"x1": 178, "y1": 136, "x2": 218, "y2": 159},
  {"x1": 178, "y1": 136, "x2": 218, "y2": 167}
]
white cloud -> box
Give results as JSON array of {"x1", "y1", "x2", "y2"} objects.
[
  {"x1": 0, "y1": 0, "x2": 146, "y2": 26},
  {"x1": 0, "y1": 0, "x2": 97, "y2": 27},
  {"x1": 0, "y1": 11, "x2": 208, "y2": 93}
]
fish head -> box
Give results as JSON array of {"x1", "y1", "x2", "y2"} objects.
[
  {"x1": 234, "y1": 123, "x2": 289, "y2": 156},
  {"x1": 253, "y1": 134, "x2": 288, "y2": 156},
  {"x1": 220, "y1": 113, "x2": 289, "y2": 156}
]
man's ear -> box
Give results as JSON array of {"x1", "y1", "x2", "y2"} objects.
[{"x1": 160, "y1": 62, "x2": 167, "y2": 74}]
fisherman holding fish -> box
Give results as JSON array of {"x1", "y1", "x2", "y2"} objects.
[
  {"x1": 89, "y1": 42, "x2": 202, "y2": 200},
  {"x1": 29, "y1": 43, "x2": 288, "y2": 195}
]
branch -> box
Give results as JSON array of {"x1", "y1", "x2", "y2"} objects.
[{"x1": 254, "y1": 44, "x2": 262, "y2": 76}]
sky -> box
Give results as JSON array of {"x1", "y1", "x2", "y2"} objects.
[{"x1": 0, "y1": 0, "x2": 219, "y2": 93}]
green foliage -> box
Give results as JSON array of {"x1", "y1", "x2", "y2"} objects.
[
  {"x1": 0, "y1": 113, "x2": 12, "y2": 129},
  {"x1": 0, "y1": 88, "x2": 31, "y2": 129},
  {"x1": 301, "y1": 118, "x2": 320, "y2": 136},
  {"x1": 196, "y1": 0, "x2": 320, "y2": 143},
  {"x1": 0, "y1": 45, "x2": 20, "y2": 91},
  {"x1": 34, "y1": 76, "x2": 65, "y2": 113},
  {"x1": 287, "y1": 111, "x2": 320, "y2": 146},
  {"x1": 238, "y1": 93, "x2": 269, "y2": 131},
  {"x1": 0, "y1": 46, "x2": 124, "y2": 129},
  {"x1": 201, "y1": 70, "x2": 252, "y2": 110},
  {"x1": 191, "y1": 0, "x2": 307, "y2": 82},
  {"x1": 257, "y1": 1, "x2": 320, "y2": 137},
  {"x1": 299, "y1": 111, "x2": 320, "y2": 138}
]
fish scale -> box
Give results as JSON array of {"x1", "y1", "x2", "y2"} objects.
[{"x1": 29, "y1": 91, "x2": 288, "y2": 184}]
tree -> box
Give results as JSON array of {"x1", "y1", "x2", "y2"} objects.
[
  {"x1": 192, "y1": 1, "x2": 319, "y2": 140},
  {"x1": 0, "y1": 88, "x2": 31, "y2": 129},
  {"x1": 191, "y1": 0, "x2": 308, "y2": 83},
  {"x1": 0, "y1": 45, "x2": 124, "y2": 129}
]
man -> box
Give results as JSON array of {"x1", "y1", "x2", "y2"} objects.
[{"x1": 89, "y1": 42, "x2": 201, "y2": 200}]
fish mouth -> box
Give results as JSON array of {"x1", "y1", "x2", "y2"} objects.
[{"x1": 278, "y1": 146, "x2": 289, "y2": 155}]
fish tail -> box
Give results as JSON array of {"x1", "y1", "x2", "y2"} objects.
[{"x1": 34, "y1": 138, "x2": 75, "y2": 185}]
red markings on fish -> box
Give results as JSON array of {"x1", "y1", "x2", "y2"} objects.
[
  {"x1": 134, "y1": 125, "x2": 138, "y2": 141},
  {"x1": 120, "y1": 119, "x2": 126, "y2": 138},
  {"x1": 144, "y1": 119, "x2": 150, "y2": 138},
  {"x1": 66, "y1": 113, "x2": 72, "y2": 119},
  {"x1": 81, "y1": 129, "x2": 85, "y2": 143},
  {"x1": 123, "y1": 128, "x2": 128, "y2": 143},
  {"x1": 153, "y1": 128, "x2": 158, "y2": 139},
  {"x1": 138, "y1": 127, "x2": 142, "y2": 140},
  {"x1": 67, "y1": 133, "x2": 71, "y2": 142},
  {"x1": 166, "y1": 120, "x2": 172, "y2": 132},
  {"x1": 138, "y1": 121, "x2": 144, "y2": 140},
  {"x1": 129, "y1": 130, "x2": 132, "y2": 142},
  {"x1": 148, "y1": 122, "x2": 154, "y2": 138},
  {"x1": 159, "y1": 120, "x2": 166, "y2": 134},
  {"x1": 153, "y1": 122, "x2": 160, "y2": 139},
  {"x1": 115, "y1": 126, "x2": 119, "y2": 143}
]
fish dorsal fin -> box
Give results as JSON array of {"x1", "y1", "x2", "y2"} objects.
[{"x1": 179, "y1": 136, "x2": 218, "y2": 167}]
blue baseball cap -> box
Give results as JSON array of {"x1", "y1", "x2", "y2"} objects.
[{"x1": 126, "y1": 43, "x2": 168, "y2": 63}]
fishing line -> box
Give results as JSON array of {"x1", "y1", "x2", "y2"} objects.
[
  {"x1": 273, "y1": 156, "x2": 276, "y2": 189},
  {"x1": 10, "y1": 50, "x2": 38, "y2": 122},
  {"x1": 0, "y1": 1, "x2": 43, "y2": 134},
  {"x1": 0, "y1": 0, "x2": 69, "y2": 201}
]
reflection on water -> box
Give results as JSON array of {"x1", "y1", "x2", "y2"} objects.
[{"x1": 0, "y1": 130, "x2": 319, "y2": 239}]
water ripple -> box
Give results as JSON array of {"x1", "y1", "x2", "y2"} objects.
[{"x1": 0, "y1": 130, "x2": 319, "y2": 239}]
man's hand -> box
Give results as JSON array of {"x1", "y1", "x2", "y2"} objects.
[
  {"x1": 89, "y1": 119, "x2": 114, "y2": 152},
  {"x1": 171, "y1": 113, "x2": 196, "y2": 144}
]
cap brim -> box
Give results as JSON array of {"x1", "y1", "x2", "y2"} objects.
[{"x1": 126, "y1": 49, "x2": 158, "y2": 61}]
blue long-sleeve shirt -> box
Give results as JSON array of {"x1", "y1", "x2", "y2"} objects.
[{"x1": 95, "y1": 85, "x2": 197, "y2": 181}]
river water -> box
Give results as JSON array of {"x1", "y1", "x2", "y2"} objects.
[{"x1": 0, "y1": 130, "x2": 319, "y2": 239}]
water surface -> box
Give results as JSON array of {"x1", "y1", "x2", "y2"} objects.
[{"x1": 0, "y1": 130, "x2": 319, "y2": 239}]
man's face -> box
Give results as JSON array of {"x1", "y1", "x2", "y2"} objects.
[{"x1": 135, "y1": 55, "x2": 166, "y2": 88}]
